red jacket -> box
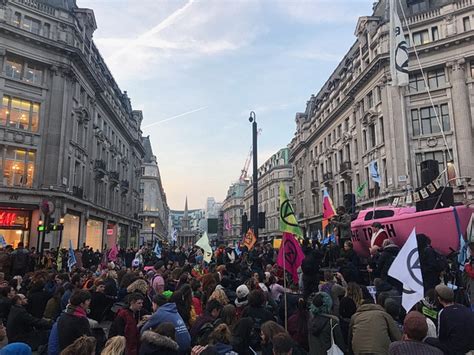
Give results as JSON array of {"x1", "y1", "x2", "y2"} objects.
[
  {"x1": 465, "y1": 263, "x2": 474, "y2": 279},
  {"x1": 192, "y1": 296, "x2": 202, "y2": 316},
  {"x1": 110, "y1": 308, "x2": 139, "y2": 355}
]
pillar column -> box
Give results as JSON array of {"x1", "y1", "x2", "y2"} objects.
[{"x1": 448, "y1": 59, "x2": 474, "y2": 178}]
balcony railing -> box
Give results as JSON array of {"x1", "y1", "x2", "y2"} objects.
[
  {"x1": 310, "y1": 180, "x2": 319, "y2": 191},
  {"x1": 322, "y1": 172, "x2": 333, "y2": 182},
  {"x1": 120, "y1": 180, "x2": 129, "y2": 193},
  {"x1": 94, "y1": 159, "x2": 106, "y2": 179},
  {"x1": 72, "y1": 186, "x2": 83, "y2": 199},
  {"x1": 109, "y1": 171, "x2": 119, "y2": 184},
  {"x1": 339, "y1": 161, "x2": 352, "y2": 177}
]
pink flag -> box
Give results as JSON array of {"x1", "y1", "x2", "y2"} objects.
[
  {"x1": 108, "y1": 244, "x2": 119, "y2": 262},
  {"x1": 277, "y1": 232, "x2": 305, "y2": 283}
]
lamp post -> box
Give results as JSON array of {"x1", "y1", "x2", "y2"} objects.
[
  {"x1": 58, "y1": 217, "x2": 65, "y2": 250},
  {"x1": 150, "y1": 222, "x2": 156, "y2": 247},
  {"x1": 249, "y1": 111, "x2": 259, "y2": 239}
]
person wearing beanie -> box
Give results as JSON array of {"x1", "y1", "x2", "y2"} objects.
[
  {"x1": 425, "y1": 284, "x2": 474, "y2": 354},
  {"x1": 389, "y1": 311, "x2": 443, "y2": 355},
  {"x1": 307, "y1": 292, "x2": 345, "y2": 354},
  {"x1": 234, "y1": 285, "x2": 249, "y2": 319}
]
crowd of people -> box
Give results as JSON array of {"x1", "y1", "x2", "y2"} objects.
[{"x1": 0, "y1": 208, "x2": 473, "y2": 355}]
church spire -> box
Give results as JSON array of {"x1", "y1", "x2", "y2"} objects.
[{"x1": 182, "y1": 196, "x2": 190, "y2": 231}]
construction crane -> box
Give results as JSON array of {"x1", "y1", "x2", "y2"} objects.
[{"x1": 239, "y1": 128, "x2": 262, "y2": 182}]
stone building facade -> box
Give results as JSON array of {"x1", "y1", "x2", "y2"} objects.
[
  {"x1": 243, "y1": 148, "x2": 293, "y2": 241},
  {"x1": 222, "y1": 181, "x2": 248, "y2": 244},
  {"x1": 138, "y1": 136, "x2": 169, "y2": 247},
  {"x1": 0, "y1": 0, "x2": 145, "y2": 250},
  {"x1": 289, "y1": 0, "x2": 474, "y2": 237}
]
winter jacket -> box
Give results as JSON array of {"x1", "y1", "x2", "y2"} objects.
[
  {"x1": 287, "y1": 310, "x2": 309, "y2": 351},
  {"x1": 56, "y1": 305, "x2": 91, "y2": 351},
  {"x1": 27, "y1": 289, "x2": 51, "y2": 318},
  {"x1": 139, "y1": 331, "x2": 179, "y2": 355},
  {"x1": 308, "y1": 313, "x2": 345, "y2": 354},
  {"x1": 89, "y1": 291, "x2": 109, "y2": 322},
  {"x1": 331, "y1": 213, "x2": 352, "y2": 241},
  {"x1": 0, "y1": 296, "x2": 11, "y2": 320},
  {"x1": 48, "y1": 321, "x2": 59, "y2": 355},
  {"x1": 241, "y1": 305, "x2": 274, "y2": 329},
  {"x1": 10, "y1": 248, "x2": 29, "y2": 276},
  {"x1": 6, "y1": 304, "x2": 52, "y2": 344},
  {"x1": 43, "y1": 297, "x2": 61, "y2": 321},
  {"x1": 192, "y1": 296, "x2": 202, "y2": 316},
  {"x1": 376, "y1": 244, "x2": 400, "y2": 281},
  {"x1": 349, "y1": 303, "x2": 401, "y2": 355},
  {"x1": 109, "y1": 307, "x2": 140, "y2": 355},
  {"x1": 140, "y1": 302, "x2": 191, "y2": 354}
]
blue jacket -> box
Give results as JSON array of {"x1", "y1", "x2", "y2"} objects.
[
  {"x1": 48, "y1": 322, "x2": 59, "y2": 355},
  {"x1": 141, "y1": 303, "x2": 191, "y2": 353}
]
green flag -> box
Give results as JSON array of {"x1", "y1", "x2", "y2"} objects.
[
  {"x1": 279, "y1": 183, "x2": 303, "y2": 237},
  {"x1": 356, "y1": 182, "x2": 367, "y2": 198}
]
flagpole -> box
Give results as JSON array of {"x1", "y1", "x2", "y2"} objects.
[{"x1": 282, "y1": 234, "x2": 288, "y2": 331}]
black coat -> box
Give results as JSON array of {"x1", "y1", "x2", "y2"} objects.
[
  {"x1": 27, "y1": 289, "x2": 51, "y2": 319},
  {"x1": 376, "y1": 244, "x2": 400, "y2": 281},
  {"x1": 89, "y1": 291, "x2": 109, "y2": 322},
  {"x1": 6, "y1": 304, "x2": 51, "y2": 343},
  {"x1": 0, "y1": 296, "x2": 11, "y2": 320},
  {"x1": 139, "y1": 330, "x2": 179, "y2": 355},
  {"x1": 57, "y1": 307, "x2": 91, "y2": 351}
]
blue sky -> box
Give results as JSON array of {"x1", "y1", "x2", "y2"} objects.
[{"x1": 78, "y1": 0, "x2": 373, "y2": 210}]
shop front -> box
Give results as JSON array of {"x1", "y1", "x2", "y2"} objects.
[
  {"x1": 86, "y1": 218, "x2": 103, "y2": 252},
  {"x1": 0, "y1": 208, "x2": 31, "y2": 248},
  {"x1": 106, "y1": 222, "x2": 117, "y2": 249},
  {"x1": 62, "y1": 213, "x2": 80, "y2": 249}
]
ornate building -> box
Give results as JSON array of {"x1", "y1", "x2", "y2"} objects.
[
  {"x1": 243, "y1": 148, "x2": 293, "y2": 241},
  {"x1": 138, "y1": 136, "x2": 169, "y2": 247},
  {"x1": 289, "y1": 0, "x2": 474, "y2": 237},
  {"x1": 222, "y1": 180, "x2": 248, "y2": 244},
  {"x1": 0, "y1": 0, "x2": 145, "y2": 250}
]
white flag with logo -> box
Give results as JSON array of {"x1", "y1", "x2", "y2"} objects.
[
  {"x1": 388, "y1": 228, "x2": 424, "y2": 311},
  {"x1": 195, "y1": 232, "x2": 213, "y2": 263},
  {"x1": 390, "y1": 0, "x2": 409, "y2": 86}
]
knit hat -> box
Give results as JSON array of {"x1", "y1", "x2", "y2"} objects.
[
  {"x1": 435, "y1": 284, "x2": 454, "y2": 302},
  {"x1": 0, "y1": 343, "x2": 32, "y2": 355},
  {"x1": 309, "y1": 291, "x2": 333, "y2": 315},
  {"x1": 236, "y1": 285, "x2": 249, "y2": 299},
  {"x1": 127, "y1": 279, "x2": 148, "y2": 295},
  {"x1": 403, "y1": 311, "x2": 428, "y2": 341}
]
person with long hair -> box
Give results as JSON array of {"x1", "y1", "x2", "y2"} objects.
[
  {"x1": 207, "y1": 323, "x2": 234, "y2": 354},
  {"x1": 215, "y1": 304, "x2": 236, "y2": 328},
  {"x1": 231, "y1": 317, "x2": 255, "y2": 355},
  {"x1": 60, "y1": 335, "x2": 96, "y2": 355},
  {"x1": 339, "y1": 282, "x2": 363, "y2": 345},
  {"x1": 170, "y1": 284, "x2": 194, "y2": 327},
  {"x1": 101, "y1": 336, "x2": 126, "y2": 355},
  {"x1": 260, "y1": 321, "x2": 287, "y2": 355}
]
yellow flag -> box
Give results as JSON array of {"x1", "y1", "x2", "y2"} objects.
[{"x1": 279, "y1": 183, "x2": 303, "y2": 237}]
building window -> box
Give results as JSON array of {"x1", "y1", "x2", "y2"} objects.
[
  {"x1": 463, "y1": 16, "x2": 471, "y2": 32},
  {"x1": 13, "y1": 12, "x2": 21, "y2": 27},
  {"x1": 363, "y1": 130, "x2": 368, "y2": 151},
  {"x1": 411, "y1": 104, "x2": 450, "y2": 136},
  {"x1": 415, "y1": 150, "x2": 452, "y2": 186},
  {"x1": 427, "y1": 68, "x2": 445, "y2": 89},
  {"x1": 369, "y1": 124, "x2": 376, "y2": 148},
  {"x1": 367, "y1": 91, "x2": 373, "y2": 108},
  {"x1": 404, "y1": 34, "x2": 411, "y2": 47},
  {"x1": 5, "y1": 58, "x2": 22, "y2": 80},
  {"x1": 379, "y1": 117, "x2": 385, "y2": 141},
  {"x1": 409, "y1": 72, "x2": 425, "y2": 92},
  {"x1": 431, "y1": 26, "x2": 439, "y2": 41},
  {"x1": 1, "y1": 96, "x2": 40, "y2": 132},
  {"x1": 43, "y1": 23, "x2": 50, "y2": 38},
  {"x1": 413, "y1": 29, "x2": 430, "y2": 46},
  {"x1": 2, "y1": 147, "x2": 35, "y2": 187},
  {"x1": 22, "y1": 16, "x2": 40, "y2": 35},
  {"x1": 408, "y1": 0, "x2": 427, "y2": 14},
  {"x1": 24, "y1": 62, "x2": 43, "y2": 85}
]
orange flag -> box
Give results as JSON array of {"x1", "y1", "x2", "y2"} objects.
[{"x1": 243, "y1": 228, "x2": 257, "y2": 250}]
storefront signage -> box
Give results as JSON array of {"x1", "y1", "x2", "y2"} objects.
[
  {"x1": 107, "y1": 229, "x2": 114, "y2": 236},
  {"x1": 0, "y1": 212, "x2": 17, "y2": 227}
]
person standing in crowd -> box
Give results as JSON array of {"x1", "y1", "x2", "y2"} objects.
[
  {"x1": 150, "y1": 262, "x2": 166, "y2": 297},
  {"x1": 369, "y1": 222, "x2": 389, "y2": 254},
  {"x1": 109, "y1": 293, "x2": 144, "y2": 355},
  {"x1": 348, "y1": 298, "x2": 401, "y2": 354},
  {"x1": 141, "y1": 294, "x2": 191, "y2": 354},
  {"x1": 464, "y1": 242, "x2": 474, "y2": 311},
  {"x1": 6, "y1": 293, "x2": 52, "y2": 350},
  {"x1": 10, "y1": 242, "x2": 29, "y2": 277},
  {"x1": 389, "y1": 311, "x2": 443, "y2": 355},
  {"x1": 0, "y1": 286, "x2": 14, "y2": 320},
  {"x1": 57, "y1": 290, "x2": 92, "y2": 352},
  {"x1": 140, "y1": 322, "x2": 179, "y2": 355},
  {"x1": 190, "y1": 299, "x2": 223, "y2": 344},
  {"x1": 101, "y1": 336, "x2": 126, "y2": 355},
  {"x1": 60, "y1": 335, "x2": 96, "y2": 355},
  {"x1": 425, "y1": 284, "x2": 474, "y2": 354},
  {"x1": 330, "y1": 206, "x2": 352, "y2": 245},
  {"x1": 417, "y1": 234, "x2": 446, "y2": 293},
  {"x1": 307, "y1": 292, "x2": 345, "y2": 354}
]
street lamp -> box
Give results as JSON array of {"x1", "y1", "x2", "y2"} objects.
[
  {"x1": 249, "y1": 111, "x2": 259, "y2": 239},
  {"x1": 150, "y1": 222, "x2": 156, "y2": 247},
  {"x1": 37, "y1": 219, "x2": 43, "y2": 251},
  {"x1": 58, "y1": 217, "x2": 65, "y2": 249}
]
